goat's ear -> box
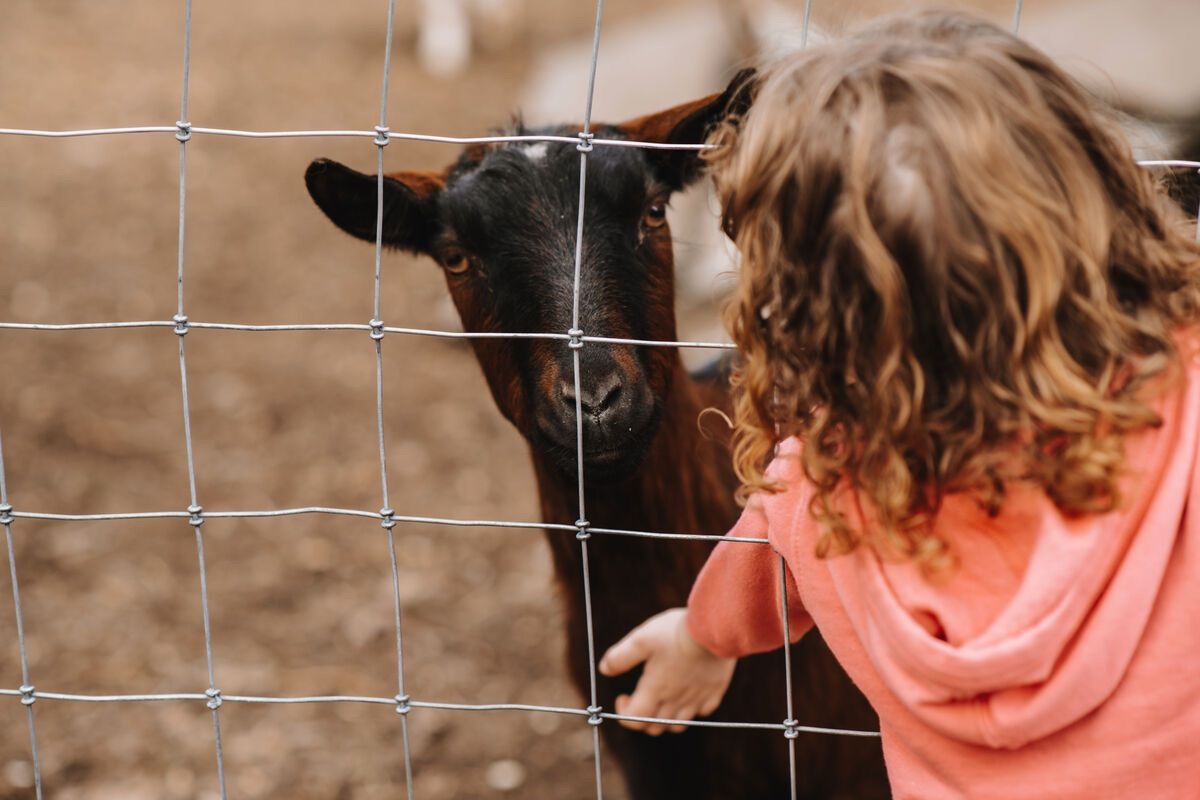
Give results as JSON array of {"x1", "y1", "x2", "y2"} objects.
[
  {"x1": 617, "y1": 68, "x2": 757, "y2": 192},
  {"x1": 304, "y1": 158, "x2": 443, "y2": 253}
]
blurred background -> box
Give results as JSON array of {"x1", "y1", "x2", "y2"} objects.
[{"x1": 1, "y1": 1, "x2": 1197, "y2": 798}]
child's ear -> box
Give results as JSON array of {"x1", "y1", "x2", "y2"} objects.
[
  {"x1": 304, "y1": 158, "x2": 444, "y2": 254},
  {"x1": 617, "y1": 68, "x2": 757, "y2": 192}
]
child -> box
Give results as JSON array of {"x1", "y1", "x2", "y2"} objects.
[{"x1": 599, "y1": 12, "x2": 1200, "y2": 799}]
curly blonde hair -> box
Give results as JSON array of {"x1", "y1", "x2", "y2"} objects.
[{"x1": 709, "y1": 12, "x2": 1200, "y2": 572}]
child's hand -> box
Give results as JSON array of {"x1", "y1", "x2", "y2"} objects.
[{"x1": 598, "y1": 607, "x2": 736, "y2": 736}]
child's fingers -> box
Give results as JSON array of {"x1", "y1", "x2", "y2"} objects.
[
  {"x1": 660, "y1": 706, "x2": 692, "y2": 734},
  {"x1": 614, "y1": 693, "x2": 644, "y2": 732},
  {"x1": 641, "y1": 702, "x2": 669, "y2": 737},
  {"x1": 698, "y1": 694, "x2": 722, "y2": 718},
  {"x1": 621, "y1": 687, "x2": 662, "y2": 723},
  {"x1": 598, "y1": 628, "x2": 650, "y2": 677},
  {"x1": 614, "y1": 692, "x2": 655, "y2": 734},
  {"x1": 617, "y1": 686, "x2": 668, "y2": 735}
]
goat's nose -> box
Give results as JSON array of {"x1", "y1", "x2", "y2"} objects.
[{"x1": 561, "y1": 371, "x2": 623, "y2": 421}]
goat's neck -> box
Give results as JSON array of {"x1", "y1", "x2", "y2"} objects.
[{"x1": 531, "y1": 360, "x2": 738, "y2": 643}]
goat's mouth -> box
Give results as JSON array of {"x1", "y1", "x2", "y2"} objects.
[{"x1": 532, "y1": 403, "x2": 663, "y2": 483}]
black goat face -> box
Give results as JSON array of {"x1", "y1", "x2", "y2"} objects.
[{"x1": 304, "y1": 71, "x2": 753, "y2": 480}]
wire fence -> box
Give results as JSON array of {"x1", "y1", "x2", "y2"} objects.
[{"x1": 2, "y1": 1, "x2": 1199, "y2": 798}]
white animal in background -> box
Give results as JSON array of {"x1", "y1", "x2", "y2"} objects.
[{"x1": 417, "y1": 0, "x2": 523, "y2": 77}]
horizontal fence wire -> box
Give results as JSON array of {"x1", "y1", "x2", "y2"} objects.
[
  {"x1": 3, "y1": 124, "x2": 1197, "y2": 169},
  {"x1": 4, "y1": 0, "x2": 1199, "y2": 795},
  {"x1": 8, "y1": 508, "x2": 769, "y2": 544},
  {"x1": 0, "y1": 687, "x2": 879, "y2": 737},
  {"x1": 0, "y1": 126, "x2": 712, "y2": 150},
  {"x1": 0, "y1": 320, "x2": 738, "y2": 349}
]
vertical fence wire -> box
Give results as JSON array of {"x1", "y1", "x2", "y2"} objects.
[
  {"x1": 1011, "y1": 0, "x2": 1024, "y2": 34},
  {"x1": 0, "y1": 431, "x2": 42, "y2": 799},
  {"x1": 570, "y1": 1, "x2": 607, "y2": 797},
  {"x1": 779, "y1": 557, "x2": 799, "y2": 800},
  {"x1": 173, "y1": 1, "x2": 229, "y2": 797},
  {"x1": 800, "y1": 0, "x2": 814, "y2": 49},
  {"x1": 370, "y1": 1, "x2": 416, "y2": 798},
  {"x1": 776, "y1": 6, "x2": 816, "y2": 795}
]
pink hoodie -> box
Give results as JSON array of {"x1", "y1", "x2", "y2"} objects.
[{"x1": 688, "y1": 346, "x2": 1200, "y2": 799}]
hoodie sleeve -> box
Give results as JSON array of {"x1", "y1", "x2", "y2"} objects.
[{"x1": 686, "y1": 498, "x2": 814, "y2": 659}]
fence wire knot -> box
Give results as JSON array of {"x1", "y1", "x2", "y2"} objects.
[
  {"x1": 173, "y1": 314, "x2": 190, "y2": 336},
  {"x1": 374, "y1": 125, "x2": 390, "y2": 147},
  {"x1": 175, "y1": 120, "x2": 192, "y2": 143},
  {"x1": 369, "y1": 318, "x2": 386, "y2": 341},
  {"x1": 205, "y1": 687, "x2": 223, "y2": 710},
  {"x1": 188, "y1": 504, "x2": 204, "y2": 527},
  {"x1": 576, "y1": 132, "x2": 594, "y2": 153},
  {"x1": 394, "y1": 694, "x2": 411, "y2": 716},
  {"x1": 575, "y1": 518, "x2": 591, "y2": 541},
  {"x1": 18, "y1": 685, "x2": 35, "y2": 706},
  {"x1": 567, "y1": 328, "x2": 584, "y2": 350},
  {"x1": 379, "y1": 507, "x2": 396, "y2": 530},
  {"x1": 783, "y1": 718, "x2": 800, "y2": 740},
  {"x1": 0, "y1": 503, "x2": 12, "y2": 526},
  {"x1": 586, "y1": 704, "x2": 603, "y2": 726}
]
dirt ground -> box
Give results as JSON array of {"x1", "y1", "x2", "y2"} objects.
[{"x1": 1, "y1": 1, "x2": 1197, "y2": 799}]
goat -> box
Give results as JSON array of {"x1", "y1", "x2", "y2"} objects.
[{"x1": 303, "y1": 75, "x2": 888, "y2": 799}]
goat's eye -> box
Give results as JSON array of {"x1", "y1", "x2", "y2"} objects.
[
  {"x1": 642, "y1": 203, "x2": 668, "y2": 229},
  {"x1": 440, "y1": 248, "x2": 474, "y2": 275}
]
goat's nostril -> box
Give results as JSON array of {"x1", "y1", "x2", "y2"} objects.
[
  {"x1": 560, "y1": 373, "x2": 624, "y2": 419},
  {"x1": 594, "y1": 381, "x2": 621, "y2": 413}
]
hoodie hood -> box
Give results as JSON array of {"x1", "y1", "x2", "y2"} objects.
[{"x1": 774, "y1": 347, "x2": 1200, "y2": 750}]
